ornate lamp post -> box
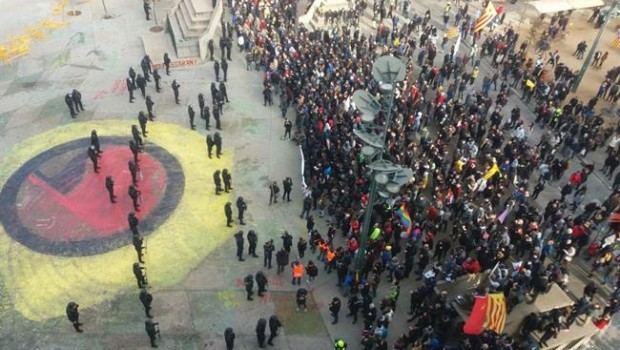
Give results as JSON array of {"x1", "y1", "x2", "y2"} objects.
[{"x1": 351, "y1": 56, "x2": 413, "y2": 275}]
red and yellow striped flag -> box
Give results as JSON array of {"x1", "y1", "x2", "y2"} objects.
[
  {"x1": 474, "y1": 2, "x2": 498, "y2": 32},
  {"x1": 485, "y1": 293, "x2": 507, "y2": 334},
  {"x1": 612, "y1": 37, "x2": 620, "y2": 49}
]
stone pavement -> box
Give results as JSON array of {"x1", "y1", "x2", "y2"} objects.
[{"x1": 0, "y1": 1, "x2": 618, "y2": 349}]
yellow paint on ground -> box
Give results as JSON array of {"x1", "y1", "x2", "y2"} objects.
[{"x1": 0, "y1": 121, "x2": 233, "y2": 321}]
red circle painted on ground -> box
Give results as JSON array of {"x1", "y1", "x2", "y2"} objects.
[{"x1": 16, "y1": 145, "x2": 166, "y2": 241}]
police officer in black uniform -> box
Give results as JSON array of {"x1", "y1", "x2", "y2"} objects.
[
  {"x1": 210, "y1": 82, "x2": 218, "y2": 104},
  {"x1": 72, "y1": 89, "x2": 84, "y2": 112},
  {"x1": 138, "y1": 112, "x2": 148, "y2": 137},
  {"x1": 128, "y1": 212, "x2": 140, "y2": 235},
  {"x1": 141, "y1": 56, "x2": 151, "y2": 81},
  {"x1": 66, "y1": 302, "x2": 83, "y2": 332},
  {"x1": 145, "y1": 318, "x2": 159, "y2": 347},
  {"x1": 206, "y1": 134, "x2": 214, "y2": 158},
  {"x1": 143, "y1": 0, "x2": 151, "y2": 20},
  {"x1": 282, "y1": 177, "x2": 293, "y2": 201},
  {"x1": 208, "y1": 39, "x2": 215, "y2": 61},
  {"x1": 203, "y1": 105, "x2": 211, "y2": 130},
  {"x1": 214, "y1": 60, "x2": 220, "y2": 81},
  {"x1": 163, "y1": 53, "x2": 171, "y2": 75},
  {"x1": 171, "y1": 79, "x2": 180, "y2": 104},
  {"x1": 236, "y1": 196, "x2": 247, "y2": 225},
  {"x1": 247, "y1": 229, "x2": 258, "y2": 257},
  {"x1": 130, "y1": 140, "x2": 141, "y2": 164},
  {"x1": 152, "y1": 69, "x2": 161, "y2": 92},
  {"x1": 221, "y1": 59, "x2": 228, "y2": 82},
  {"x1": 198, "y1": 93, "x2": 205, "y2": 118},
  {"x1": 213, "y1": 103, "x2": 221, "y2": 130},
  {"x1": 133, "y1": 262, "x2": 147, "y2": 288},
  {"x1": 87, "y1": 145, "x2": 100, "y2": 173},
  {"x1": 129, "y1": 160, "x2": 139, "y2": 185},
  {"x1": 234, "y1": 230, "x2": 245, "y2": 261},
  {"x1": 256, "y1": 271, "x2": 268, "y2": 297},
  {"x1": 132, "y1": 124, "x2": 144, "y2": 146},
  {"x1": 244, "y1": 273, "x2": 254, "y2": 300},
  {"x1": 91, "y1": 130, "x2": 102, "y2": 155},
  {"x1": 222, "y1": 169, "x2": 232, "y2": 192},
  {"x1": 187, "y1": 105, "x2": 196, "y2": 130},
  {"x1": 139, "y1": 287, "x2": 153, "y2": 318},
  {"x1": 263, "y1": 239, "x2": 274, "y2": 269},
  {"x1": 133, "y1": 232, "x2": 145, "y2": 263},
  {"x1": 219, "y1": 81, "x2": 229, "y2": 102},
  {"x1": 127, "y1": 77, "x2": 136, "y2": 102},
  {"x1": 129, "y1": 184, "x2": 142, "y2": 211},
  {"x1": 105, "y1": 176, "x2": 116, "y2": 203},
  {"x1": 225, "y1": 202, "x2": 233, "y2": 227},
  {"x1": 256, "y1": 317, "x2": 267, "y2": 347},
  {"x1": 136, "y1": 74, "x2": 147, "y2": 98},
  {"x1": 129, "y1": 66, "x2": 137, "y2": 85},
  {"x1": 214, "y1": 132, "x2": 222, "y2": 157},
  {"x1": 213, "y1": 170, "x2": 223, "y2": 195},
  {"x1": 65, "y1": 93, "x2": 76, "y2": 118},
  {"x1": 146, "y1": 96, "x2": 155, "y2": 120}
]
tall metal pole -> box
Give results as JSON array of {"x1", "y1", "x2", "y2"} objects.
[
  {"x1": 571, "y1": 1, "x2": 619, "y2": 92},
  {"x1": 353, "y1": 84, "x2": 397, "y2": 275},
  {"x1": 354, "y1": 177, "x2": 379, "y2": 273}
]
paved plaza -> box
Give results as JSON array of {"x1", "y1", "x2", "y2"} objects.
[{"x1": 0, "y1": 0, "x2": 620, "y2": 349}]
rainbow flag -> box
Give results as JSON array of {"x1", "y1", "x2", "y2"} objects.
[{"x1": 396, "y1": 202, "x2": 413, "y2": 238}]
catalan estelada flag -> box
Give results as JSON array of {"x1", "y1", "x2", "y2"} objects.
[
  {"x1": 474, "y1": 2, "x2": 498, "y2": 32},
  {"x1": 463, "y1": 293, "x2": 507, "y2": 335},
  {"x1": 486, "y1": 293, "x2": 507, "y2": 334},
  {"x1": 395, "y1": 202, "x2": 413, "y2": 238}
]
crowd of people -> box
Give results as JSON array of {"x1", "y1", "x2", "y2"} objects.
[{"x1": 224, "y1": 0, "x2": 620, "y2": 349}]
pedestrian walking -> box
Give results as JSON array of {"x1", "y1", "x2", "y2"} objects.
[
  {"x1": 291, "y1": 260, "x2": 304, "y2": 285},
  {"x1": 296, "y1": 288, "x2": 308, "y2": 312},
  {"x1": 269, "y1": 181, "x2": 280, "y2": 204},
  {"x1": 143, "y1": 0, "x2": 151, "y2": 20}
]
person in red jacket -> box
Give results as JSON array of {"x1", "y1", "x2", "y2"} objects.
[{"x1": 462, "y1": 257, "x2": 481, "y2": 274}]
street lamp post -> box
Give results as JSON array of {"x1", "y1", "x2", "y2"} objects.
[
  {"x1": 351, "y1": 55, "x2": 411, "y2": 276},
  {"x1": 571, "y1": 0, "x2": 619, "y2": 92}
]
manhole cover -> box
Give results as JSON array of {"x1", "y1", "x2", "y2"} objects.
[
  {"x1": 67, "y1": 10, "x2": 82, "y2": 16},
  {"x1": 150, "y1": 26, "x2": 164, "y2": 33}
]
